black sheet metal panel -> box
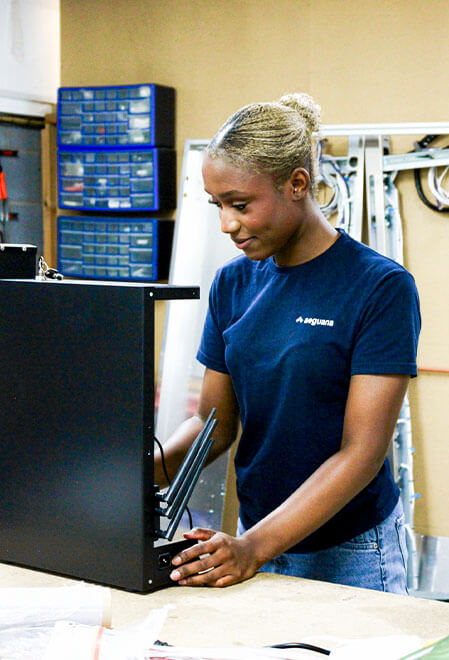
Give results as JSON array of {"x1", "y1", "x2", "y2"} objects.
[
  {"x1": 0, "y1": 279, "x2": 199, "y2": 592},
  {"x1": 0, "y1": 244, "x2": 37, "y2": 278}
]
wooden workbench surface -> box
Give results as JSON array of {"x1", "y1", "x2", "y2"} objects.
[{"x1": 1, "y1": 562, "x2": 448, "y2": 648}]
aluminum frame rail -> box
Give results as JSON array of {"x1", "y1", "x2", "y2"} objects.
[
  {"x1": 319, "y1": 127, "x2": 432, "y2": 590},
  {"x1": 321, "y1": 122, "x2": 449, "y2": 137},
  {"x1": 362, "y1": 130, "x2": 449, "y2": 590},
  {"x1": 359, "y1": 135, "x2": 419, "y2": 589}
]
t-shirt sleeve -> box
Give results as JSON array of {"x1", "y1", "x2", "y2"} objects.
[
  {"x1": 351, "y1": 269, "x2": 421, "y2": 377},
  {"x1": 196, "y1": 275, "x2": 229, "y2": 374}
]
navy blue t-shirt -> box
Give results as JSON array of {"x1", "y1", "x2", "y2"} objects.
[{"x1": 197, "y1": 230, "x2": 421, "y2": 552}]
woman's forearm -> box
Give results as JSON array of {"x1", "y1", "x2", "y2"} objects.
[{"x1": 240, "y1": 442, "x2": 385, "y2": 568}]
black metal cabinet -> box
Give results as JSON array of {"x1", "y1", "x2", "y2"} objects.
[{"x1": 0, "y1": 279, "x2": 198, "y2": 592}]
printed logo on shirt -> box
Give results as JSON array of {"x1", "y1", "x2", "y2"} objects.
[{"x1": 296, "y1": 315, "x2": 334, "y2": 327}]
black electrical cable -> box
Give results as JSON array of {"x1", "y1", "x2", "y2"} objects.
[
  {"x1": 154, "y1": 436, "x2": 194, "y2": 529},
  {"x1": 269, "y1": 642, "x2": 330, "y2": 656},
  {"x1": 413, "y1": 134, "x2": 449, "y2": 212},
  {"x1": 414, "y1": 168, "x2": 449, "y2": 212},
  {"x1": 154, "y1": 436, "x2": 171, "y2": 484},
  {"x1": 415, "y1": 134, "x2": 440, "y2": 150},
  {"x1": 153, "y1": 641, "x2": 331, "y2": 655}
]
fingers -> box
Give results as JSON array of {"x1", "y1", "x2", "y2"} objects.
[
  {"x1": 171, "y1": 550, "x2": 217, "y2": 582},
  {"x1": 183, "y1": 527, "x2": 216, "y2": 541},
  {"x1": 171, "y1": 532, "x2": 222, "y2": 583},
  {"x1": 171, "y1": 550, "x2": 235, "y2": 587},
  {"x1": 169, "y1": 531, "x2": 256, "y2": 587},
  {"x1": 173, "y1": 568, "x2": 236, "y2": 587},
  {"x1": 171, "y1": 530, "x2": 230, "y2": 584},
  {"x1": 172, "y1": 529, "x2": 218, "y2": 569}
]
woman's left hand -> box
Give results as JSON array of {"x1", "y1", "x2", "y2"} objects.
[{"x1": 169, "y1": 528, "x2": 259, "y2": 587}]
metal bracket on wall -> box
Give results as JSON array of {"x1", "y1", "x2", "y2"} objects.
[
  {"x1": 365, "y1": 135, "x2": 420, "y2": 588},
  {"x1": 365, "y1": 135, "x2": 390, "y2": 257},
  {"x1": 384, "y1": 148, "x2": 449, "y2": 173}
]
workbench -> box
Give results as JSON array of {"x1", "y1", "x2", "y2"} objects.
[{"x1": 1, "y1": 562, "x2": 448, "y2": 651}]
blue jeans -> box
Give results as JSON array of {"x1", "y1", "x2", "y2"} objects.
[{"x1": 238, "y1": 499, "x2": 408, "y2": 594}]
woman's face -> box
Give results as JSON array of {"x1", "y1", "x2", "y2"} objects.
[{"x1": 202, "y1": 155, "x2": 306, "y2": 266}]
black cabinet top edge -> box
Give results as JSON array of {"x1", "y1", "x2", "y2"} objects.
[{"x1": 0, "y1": 279, "x2": 200, "y2": 299}]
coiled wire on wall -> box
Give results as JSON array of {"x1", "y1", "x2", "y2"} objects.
[
  {"x1": 316, "y1": 140, "x2": 351, "y2": 231},
  {"x1": 413, "y1": 135, "x2": 449, "y2": 212}
]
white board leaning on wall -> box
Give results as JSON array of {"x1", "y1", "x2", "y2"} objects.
[{"x1": 0, "y1": 0, "x2": 59, "y2": 116}]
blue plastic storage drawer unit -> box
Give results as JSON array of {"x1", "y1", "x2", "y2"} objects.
[
  {"x1": 58, "y1": 148, "x2": 176, "y2": 211},
  {"x1": 57, "y1": 83, "x2": 174, "y2": 148},
  {"x1": 57, "y1": 216, "x2": 174, "y2": 282}
]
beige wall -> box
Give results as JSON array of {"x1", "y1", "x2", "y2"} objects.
[{"x1": 60, "y1": 0, "x2": 449, "y2": 537}]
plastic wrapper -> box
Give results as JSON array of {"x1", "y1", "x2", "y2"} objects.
[
  {"x1": 44, "y1": 607, "x2": 171, "y2": 660},
  {"x1": 0, "y1": 583, "x2": 111, "y2": 660},
  {"x1": 329, "y1": 635, "x2": 423, "y2": 659},
  {"x1": 0, "y1": 584, "x2": 111, "y2": 628}
]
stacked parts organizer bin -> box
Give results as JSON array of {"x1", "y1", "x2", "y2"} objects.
[
  {"x1": 58, "y1": 216, "x2": 173, "y2": 281},
  {"x1": 56, "y1": 83, "x2": 176, "y2": 282},
  {"x1": 58, "y1": 149, "x2": 175, "y2": 212}
]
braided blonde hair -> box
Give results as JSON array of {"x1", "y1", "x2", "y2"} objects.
[{"x1": 206, "y1": 93, "x2": 322, "y2": 192}]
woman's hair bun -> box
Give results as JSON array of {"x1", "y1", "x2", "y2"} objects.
[
  {"x1": 278, "y1": 93, "x2": 321, "y2": 134},
  {"x1": 206, "y1": 91, "x2": 322, "y2": 190}
]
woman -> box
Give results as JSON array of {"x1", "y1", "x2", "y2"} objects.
[{"x1": 156, "y1": 93, "x2": 420, "y2": 592}]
